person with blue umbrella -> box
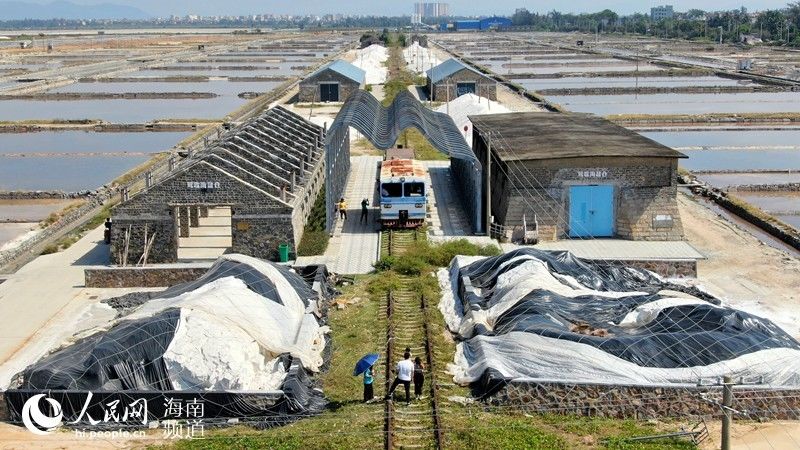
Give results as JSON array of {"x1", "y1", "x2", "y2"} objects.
[{"x1": 354, "y1": 353, "x2": 379, "y2": 403}]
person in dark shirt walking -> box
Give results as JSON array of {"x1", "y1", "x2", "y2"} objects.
[
  {"x1": 360, "y1": 198, "x2": 370, "y2": 223},
  {"x1": 413, "y1": 357, "x2": 425, "y2": 400}
]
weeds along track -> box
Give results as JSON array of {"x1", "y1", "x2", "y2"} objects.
[{"x1": 381, "y1": 229, "x2": 444, "y2": 450}]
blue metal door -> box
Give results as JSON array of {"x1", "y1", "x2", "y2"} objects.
[{"x1": 569, "y1": 185, "x2": 614, "y2": 237}]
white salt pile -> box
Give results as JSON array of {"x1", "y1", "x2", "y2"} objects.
[
  {"x1": 435, "y1": 94, "x2": 509, "y2": 146},
  {"x1": 353, "y1": 44, "x2": 389, "y2": 85},
  {"x1": 403, "y1": 42, "x2": 442, "y2": 75}
]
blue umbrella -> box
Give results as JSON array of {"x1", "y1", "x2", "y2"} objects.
[{"x1": 353, "y1": 353, "x2": 380, "y2": 376}]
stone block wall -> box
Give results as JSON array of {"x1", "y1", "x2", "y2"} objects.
[
  {"x1": 85, "y1": 265, "x2": 209, "y2": 288},
  {"x1": 430, "y1": 68, "x2": 497, "y2": 101},
  {"x1": 111, "y1": 161, "x2": 291, "y2": 264},
  {"x1": 231, "y1": 215, "x2": 295, "y2": 260},
  {"x1": 595, "y1": 259, "x2": 697, "y2": 278},
  {"x1": 489, "y1": 156, "x2": 684, "y2": 241},
  {"x1": 298, "y1": 69, "x2": 361, "y2": 102},
  {"x1": 491, "y1": 381, "x2": 800, "y2": 420},
  {"x1": 109, "y1": 218, "x2": 177, "y2": 265},
  {"x1": 291, "y1": 155, "x2": 326, "y2": 246}
]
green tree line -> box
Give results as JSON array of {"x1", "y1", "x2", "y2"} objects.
[{"x1": 511, "y1": 3, "x2": 800, "y2": 45}]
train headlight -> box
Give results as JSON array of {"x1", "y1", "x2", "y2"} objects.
[
  {"x1": 383, "y1": 204, "x2": 392, "y2": 209},
  {"x1": 415, "y1": 203, "x2": 424, "y2": 208}
]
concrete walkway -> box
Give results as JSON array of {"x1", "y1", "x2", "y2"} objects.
[
  {"x1": 323, "y1": 156, "x2": 382, "y2": 274},
  {"x1": 424, "y1": 161, "x2": 471, "y2": 237},
  {"x1": 0, "y1": 226, "x2": 151, "y2": 387}
]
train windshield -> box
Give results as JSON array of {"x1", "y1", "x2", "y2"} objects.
[
  {"x1": 381, "y1": 183, "x2": 402, "y2": 197},
  {"x1": 404, "y1": 182, "x2": 425, "y2": 197}
]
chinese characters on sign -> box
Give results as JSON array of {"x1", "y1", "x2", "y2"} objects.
[
  {"x1": 62, "y1": 393, "x2": 205, "y2": 441},
  {"x1": 70, "y1": 393, "x2": 148, "y2": 426},
  {"x1": 187, "y1": 181, "x2": 221, "y2": 189},
  {"x1": 577, "y1": 170, "x2": 608, "y2": 179},
  {"x1": 162, "y1": 397, "x2": 205, "y2": 440}
]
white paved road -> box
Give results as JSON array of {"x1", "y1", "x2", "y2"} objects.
[{"x1": 324, "y1": 156, "x2": 382, "y2": 274}]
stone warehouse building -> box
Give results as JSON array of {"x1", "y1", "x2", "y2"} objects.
[
  {"x1": 299, "y1": 59, "x2": 365, "y2": 103},
  {"x1": 110, "y1": 106, "x2": 325, "y2": 264},
  {"x1": 470, "y1": 112, "x2": 686, "y2": 241},
  {"x1": 427, "y1": 58, "x2": 497, "y2": 101}
]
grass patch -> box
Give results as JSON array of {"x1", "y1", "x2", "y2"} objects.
[
  {"x1": 39, "y1": 200, "x2": 86, "y2": 228},
  {"x1": 163, "y1": 233, "x2": 695, "y2": 450},
  {"x1": 376, "y1": 238, "x2": 500, "y2": 275},
  {"x1": 381, "y1": 37, "x2": 418, "y2": 106},
  {"x1": 297, "y1": 187, "x2": 329, "y2": 256},
  {"x1": 40, "y1": 201, "x2": 115, "y2": 255},
  {"x1": 167, "y1": 276, "x2": 387, "y2": 450}
]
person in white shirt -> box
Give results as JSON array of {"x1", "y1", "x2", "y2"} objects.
[{"x1": 385, "y1": 351, "x2": 414, "y2": 405}]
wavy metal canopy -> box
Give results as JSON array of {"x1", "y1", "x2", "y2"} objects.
[
  {"x1": 326, "y1": 90, "x2": 479, "y2": 163},
  {"x1": 324, "y1": 90, "x2": 483, "y2": 233}
]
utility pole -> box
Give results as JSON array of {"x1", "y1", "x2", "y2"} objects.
[
  {"x1": 595, "y1": 22, "x2": 599, "y2": 45},
  {"x1": 721, "y1": 375, "x2": 733, "y2": 450}
]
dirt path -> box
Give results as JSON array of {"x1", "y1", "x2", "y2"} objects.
[
  {"x1": 679, "y1": 192, "x2": 800, "y2": 338},
  {"x1": 702, "y1": 420, "x2": 800, "y2": 450},
  {"x1": 0, "y1": 423, "x2": 162, "y2": 449}
]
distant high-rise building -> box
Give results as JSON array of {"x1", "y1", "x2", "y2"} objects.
[
  {"x1": 650, "y1": 5, "x2": 674, "y2": 21},
  {"x1": 413, "y1": 3, "x2": 450, "y2": 19}
]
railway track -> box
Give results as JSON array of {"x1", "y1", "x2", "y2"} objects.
[{"x1": 381, "y1": 229, "x2": 444, "y2": 450}]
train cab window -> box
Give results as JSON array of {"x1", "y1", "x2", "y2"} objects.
[
  {"x1": 404, "y1": 182, "x2": 425, "y2": 197},
  {"x1": 381, "y1": 183, "x2": 402, "y2": 197}
]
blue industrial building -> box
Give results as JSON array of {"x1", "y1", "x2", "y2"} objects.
[
  {"x1": 479, "y1": 16, "x2": 512, "y2": 30},
  {"x1": 454, "y1": 20, "x2": 480, "y2": 31},
  {"x1": 440, "y1": 16, "x2": 512, "y2": 32}
]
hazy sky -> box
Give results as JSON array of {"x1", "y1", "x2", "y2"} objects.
[{"x1": 37, "y1": 0, "x2": 796, "y2": 17}]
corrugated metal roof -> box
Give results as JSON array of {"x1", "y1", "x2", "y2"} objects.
[
  {"x1": 470, "y1": 112, "x2": 687, "y2": 161},
  {"x1": 426, "y1": 58, "x2": 483, "y2": 84},
  {"x1": 307, "y1": 59, "x2": 366, "y2": 84}
]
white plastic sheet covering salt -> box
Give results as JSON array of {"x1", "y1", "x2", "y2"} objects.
[
  {"x1": 353, "y1": 44, "x2": 388, "y2": 85},
  {"x1": 441, "y1": 253, "x2": 800, "y2": 387},
  {"x1": 440, "y1": 255, "x2": 647, "y2": 339},
  {"x1": 435, "y1": 94, "x2": 508, "y2": 146},
  {"x1": 127, "y1": 276, "x2": 328, "y2": 391},
  {"x1": 451, "y1": 332, "x2": 800, "y2": 387}
]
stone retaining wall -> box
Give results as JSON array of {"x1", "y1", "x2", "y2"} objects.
[
  {"x1": 596, "y1": 259, "x2": 697, "y2": 278},
  {"x1": 0, "y1": 193, "x2": 111, "y2": 272},
  {"x1": 85, "y1": 265, "x2": 210, "y2": 288},
  {"x1": 0, "y1": 191, "x2": 91, "y2": 200},
  {"x1": 492, "y1": 381, "x2": 800, "y2": 420},
  {"x1": 729, "y1": 183, "x2": 800, "y2": 192}
]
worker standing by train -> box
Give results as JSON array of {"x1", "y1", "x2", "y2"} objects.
[
  {"x1": 338, "y1": 198, "x2": 347, "y2": 220},
  {"x1": 360, "y1": 198, "x2": 370, "y2": 223}
]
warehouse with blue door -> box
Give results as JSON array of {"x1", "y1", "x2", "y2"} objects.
[{"x1": 469, "y1": 112, "x2": 687, "y2": 242}]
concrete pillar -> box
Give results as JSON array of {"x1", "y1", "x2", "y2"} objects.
[
  {"x1": 200, "y1": 206, "x2": 209, "y2": 218},
  {"x1": 145, "y1": 172, "x2": 153, "y2": 188},
  {"x1": 290, "y1": 171, "x2": 296, "y2": 193},
  {"x1": 179, "y1": 207, "x2": 190, "y2": 237},
  {"x1": 168, "y1": 156, "x2": 175, "y2": 171},
  {"x1": 189, "y1": 207, "x2": 200, "y2": 228}
]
